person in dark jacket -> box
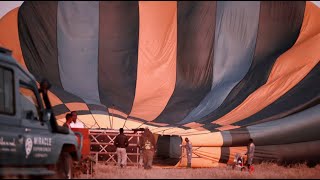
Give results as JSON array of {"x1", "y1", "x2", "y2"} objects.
[
  {"x1": 114, "y1": 128, "x2": 129, "y2": 168},
  {"x1": 139, "y1": 127, "x2": 156, "y2": 169},
  {"x1": 63, "y1": 113, "x2": 73, "y2": 129}
]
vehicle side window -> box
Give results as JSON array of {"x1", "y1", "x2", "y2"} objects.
[
  {"x1": 0, "y1": 66, "x2": 14, "y2": 115},
  {"x1": 19, "y1": 84, "x2": 40, "y2": 121}
]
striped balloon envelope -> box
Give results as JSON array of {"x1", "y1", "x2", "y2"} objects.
[{"x1": 0, "y1": 1, "x2": 319, "y2": 168}]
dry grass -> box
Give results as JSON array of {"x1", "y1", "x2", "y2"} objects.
[{"x1": 78, "y1": 162, "x2": 320, "y2": 179}]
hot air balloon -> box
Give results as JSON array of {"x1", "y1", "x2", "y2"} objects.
[{"x1": 0, "y1": 1, "x2": 319, "y2": 168}]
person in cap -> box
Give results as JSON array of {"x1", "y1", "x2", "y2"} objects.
[
  {"x1": 114, "y1": 128, "x2": 129, "y2": 168},
  {"x1": 139, "y1": 127, "x2": 156, "y2": 169}
]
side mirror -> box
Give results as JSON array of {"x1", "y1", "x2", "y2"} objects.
[
  {"x1": 26, "y1": 110, "x2": 40, "y2": 121},
  {"x1": 26, "y1": 110, "x2": 35, "y2": 120},
  {"x1": 41, "y1": 109, "x2": 52, "y2": 122}
]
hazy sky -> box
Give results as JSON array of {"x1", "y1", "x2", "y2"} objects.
[
  {"x1": 0, "y1": 1, "x2": 23, "y2": 18},
  {"x1": 0, "y1": 1, "x2": 320, "y2": 18}
]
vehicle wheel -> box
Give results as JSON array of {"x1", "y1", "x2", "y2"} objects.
[
  {"x1": 53, "y1": 152, "x2": 73, "y2": 179},
  {"x1": 31, "y1": 153, "x2": 73, "y2": 180}
]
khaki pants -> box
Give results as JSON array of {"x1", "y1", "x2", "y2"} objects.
[
  {"x1": 247, "y1": 155, "x2": 253, "y2": 165},
  {"x1": 143, "y1": 149, "x2": 154, "y2": 169},
  {"x1": 116, "y1": 148, "x2": 127, "y2": 167}
]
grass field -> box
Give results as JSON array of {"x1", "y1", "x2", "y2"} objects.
[{"x1": 78, "y1": 162, "x2": 320, "y2": 179}]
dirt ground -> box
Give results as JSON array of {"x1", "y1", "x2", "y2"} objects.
[{"x1": 78, "y1": 162, "x2": 320, "y2": 179}]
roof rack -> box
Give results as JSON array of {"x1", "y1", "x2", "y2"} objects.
[{"x1": 0, "y1": 47, "x2": 12, "y2": 56}]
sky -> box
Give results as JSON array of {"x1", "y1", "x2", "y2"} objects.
[
  {"x1": 0, "y1": 1, "x2": 320, "y2": 18},
  {"x1": 0, "y1": 1, "x2": 23, "y2": 18}
]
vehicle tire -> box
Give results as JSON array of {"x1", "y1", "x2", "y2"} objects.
[
  {"x1": 30, "y1": 153, "x2": 73, "y2": 180},
  {"x1": 52, "y1": 152, "x2": 73, "y2": 179}
]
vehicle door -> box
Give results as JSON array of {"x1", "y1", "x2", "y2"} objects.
[
  {"x1": 18, "y1": 79, "x2": 53, "y2": 165},
  {"x1": 0, "y1": 65, "x2": 24, "y2": 166}
]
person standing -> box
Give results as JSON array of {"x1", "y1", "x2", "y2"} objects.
[
  {"x1": 114, "y1": 128, "x2": 129, "y2": 168},
  {"x1": 181, "y1": 137, "x2": 192, "y2": 168},
  {"x1": 245, "y1": 138, "x2": 255, "y2": 170},
  {"x1": 63, "y1": 113, "x2": 73, "y2": 129},
  {"x1": 140, "y1": 127, "x2": 156, "y2": 169},
  {"x1": 137, "y1": 140, "x2": 144, "y2": 168},
  {"x1": 70, "y1": 111, "x2": 85, "y2": 128}
]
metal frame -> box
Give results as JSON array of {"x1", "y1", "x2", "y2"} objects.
[{"x1": 89, "y1": 129, "x2": 143, "y2": 167}]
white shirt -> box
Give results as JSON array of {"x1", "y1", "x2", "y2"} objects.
[{"x1": 70, "y1": 121, "x2": 85, "y2": 128}]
